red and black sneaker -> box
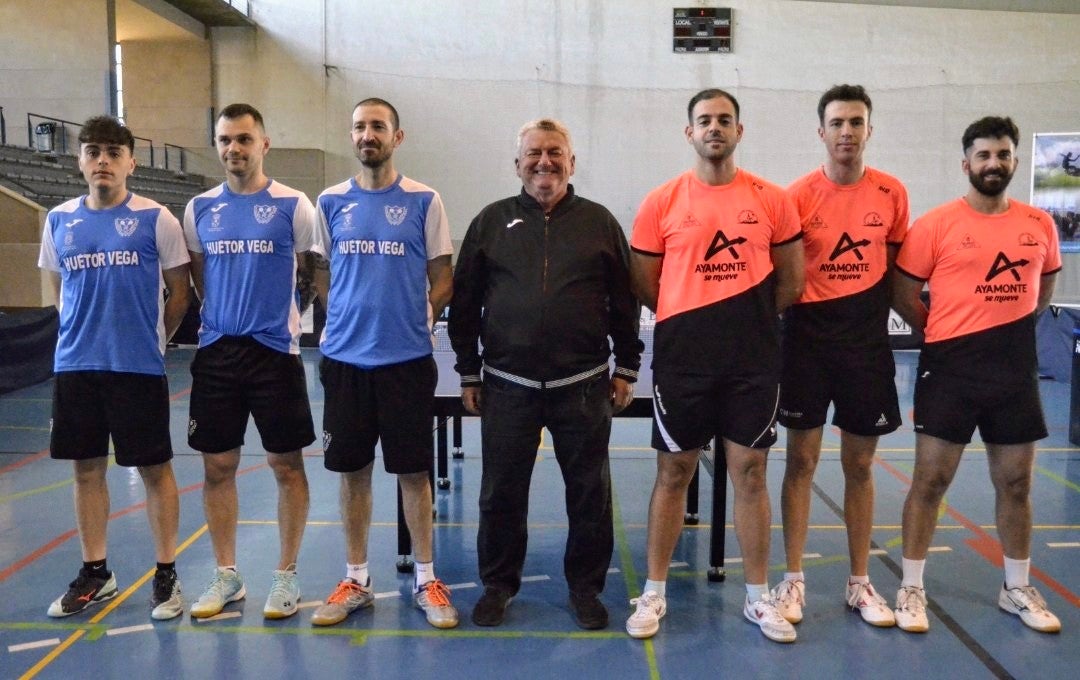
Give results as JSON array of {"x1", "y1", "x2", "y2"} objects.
[{"x1": 47, "y1": 567, "x2": 118, "y2": 617}]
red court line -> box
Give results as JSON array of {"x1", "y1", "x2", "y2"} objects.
[
  {"x1": 0, "y1": 461, "x2": 269, "y2": 583},
  {"x1": 875, "y1": 456, "x2": 1080, "y2": 609},
  {"x1": 0, "y1": 449, "x2": 50, "y2": 476}
]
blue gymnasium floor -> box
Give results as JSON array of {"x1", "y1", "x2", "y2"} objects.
[{"x1": 0, "y1": 349, "x2": 1076, "y2": 680}]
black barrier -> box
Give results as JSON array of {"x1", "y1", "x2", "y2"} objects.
[
  {"x1": 1072, "y1": 324, "x2": 1080, "y2": 446},
  {"x1": 0, "y1": 307, "x2": 58, "y2": 395}
]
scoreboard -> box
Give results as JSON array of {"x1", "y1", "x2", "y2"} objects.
[{"x1": 673, "y1": 7, "x2": 733, "y2": 53}]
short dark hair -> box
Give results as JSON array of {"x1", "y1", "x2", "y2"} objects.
[
  {"x1": 817, "y1": 84, "x2": 872, "y2": 124},
  {"x1": 687, "y1": 88, "x2": 740, "y2": 124},
  {"x1": 218, "y1": 103, "x2": 265, "y2": 131},
  {"x1": 962, "y1": 116, "x2": 1019, "y2": 153},
  {"x1": 354, "y1": 98, "x2": 400, "y2": 130},
  {"x1": 78, "y1": 115, "x2": 134, "y2": 153}
]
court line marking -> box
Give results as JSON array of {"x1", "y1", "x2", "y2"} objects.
[
  {"x1": 1048, "y1": 542, "x2": 1080, "y2": 548},
  {"x1": 0, "y1": 449, "x2": 49, "y2": 476},
  {"x1": 520, "y1": 575, "x2": 551, "y2": 583},
  {"x1": 104, "y1": 624, "x2": 153, "y2": 636},
  {"x1": 611, "y1": 484, "x2": 660, "y2": 680},
  {"x1": 8, "y1": 639, "x2": 60, "y2": 653},
  {"x1": 1035, "y1": 464, "x2": 1080, "y2": 494},
  {"x1": 0, "y1": 478, "x2": 75, "y2": 505},
  {"x1": 192, "y1": 612, "x2": 242, "y2": 623}
]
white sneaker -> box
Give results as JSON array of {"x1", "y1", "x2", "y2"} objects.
[
  {"x1": 846, "y1": 581, "x2": 895, "y2": 627},
  {"x1": 626, "y1": 591, "x2": 666, "y2": 639},
  {"x1": 743, "y1": 595, "x2": 797, "y2": 643},
  {"x1": 894, "y1": 585, "x2": 929, "y2": 633},
  {"x1": 771, "y1": 578, "x2": 805, "y2": 624},
  {"x1": 191, "y1": 568, "x2": 246, "y2": 619},
  {"x1": 998, "y1": 584, "x2": 1061, "y2": 633}
]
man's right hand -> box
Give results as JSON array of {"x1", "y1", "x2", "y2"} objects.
[{"x1": 461, "y1": 386, "x2": 481, "y2": 415}]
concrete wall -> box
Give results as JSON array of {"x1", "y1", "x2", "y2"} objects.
[
  {"x1": 121, "y1": 39, "x2": 212, "y2": 156},
  {"x1": 201, "y1": 0, "x2": 1080, "y2": 298},
  {"x1": 0, "y1": 0, "x2": 112, "y2": 147}
]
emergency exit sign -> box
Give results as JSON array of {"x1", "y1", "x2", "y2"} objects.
[{"x1": 673, "y1": 7, "x2": 732, "y2": 53}]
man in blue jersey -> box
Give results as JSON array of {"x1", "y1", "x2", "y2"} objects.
[
  {"x1": 183, "y1": 104, "x2": 317, "y2": 620},
  {"x1": 310, "y1": 98, "x2": 457, "y2": 629},
  {"x1": 38, "y1": 115, "x2": 190, "y2": 620}
]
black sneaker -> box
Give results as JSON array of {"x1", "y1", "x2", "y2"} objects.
[
  {"x1": 471, "y1": 588, "x2": 512, "y2": 626},
  {"x1": 47, "y1": 568, "x2": 119, "y2": 617},
  {"x1": 569, "y1": 593, "x2": 608, "y2": 630},
  {"x1": 151, "y1": 569, "x2": 184, "y2": 620}
]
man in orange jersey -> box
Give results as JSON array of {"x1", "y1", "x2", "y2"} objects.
[
  {"x1": 772, "y1": 85, "x2": 907, "y2": 629},
  {"x1": 892, "y1": 116, "x2": 1061, "y2": 634},
  {"x1": 626, "y1": 88, "x2": 804, "y2": 643}
]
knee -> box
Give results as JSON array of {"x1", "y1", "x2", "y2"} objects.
[
  {"x1": 995, "y1": 472, "x2": 1032, "y2": 502},
  {"x1": 784, "y1": 450, "x2": 818, "y2": 480},
  {"x1": 731, "y1": 458, "x2": 768, "y2": 494},
  {"x1": 655, "y1": 456, "x2": 697, "y2": 490},
  {"x1": 909, "y1": 473, "x2": 951, "y2": 505},
  {"x1": 269, "y1": 453, "x2": 307, "y2": 485},
  {"x1": 203, "y1": 456, "x2": 237, "y2": 486},
  {"x1": 841, "y1": 457, "x2": 873, "y2": 484}
]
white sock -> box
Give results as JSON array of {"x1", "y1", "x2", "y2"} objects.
[
  {"x1": 901, "y1": 558, "x2": 925, "y2": 589},
  {"x1": 414, "y1": 561, "x2": 435, "y2": 592},
  {"x1": 784, "y1": 571, "x2": 805, "y2": 583},
  {"x1": 1003, "y1": 556, "x2": 1030, "y2": 590},
  {"x1": 346, "y1": 562, "x2": 369, "y2": 585},
  {"x1": 746, "y1": 583, "x2": 769, "y2": 602},
  {"x1": 643, "y1": 579, "x2": 666, "y2": 598},
  {"x1": 849, "y1": 574, "x2": 870, "y2": 585}
]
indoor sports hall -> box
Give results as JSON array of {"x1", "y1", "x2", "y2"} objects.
[{"x1": 1, "y1": 2, "x2": 1077, "y2": 679}]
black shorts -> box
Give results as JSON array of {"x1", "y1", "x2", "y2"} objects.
[
  {"x1": 651, "y1": 368, "x2": 779, "y2": 452},
  {"x1": 912, "y1": 369, "x2": 1048, "y2": 445},
  {"x1": 188, "y1": 336, "x2": 316, "y2": 454},
  {"x1": 319, "y1": 354, "x2": 436, "y2": 474},
  {"x1": 51, "y1": 371, "x2": 173, "y2": 467},
  {"x1": 778, "y1": 344, "x2": 900, "y2": 436}
]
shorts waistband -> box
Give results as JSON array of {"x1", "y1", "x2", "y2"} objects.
[{"x1": 483, "y1": 363, "x2": 608, "y2": 390}]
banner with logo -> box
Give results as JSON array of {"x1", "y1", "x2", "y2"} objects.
[{"x1": 1030, "y1": 131, "x2": 1080, "y2": 253}]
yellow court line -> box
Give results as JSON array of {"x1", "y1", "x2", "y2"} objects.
[
  {"x1": 19, "y1": 525, "x2": 208, "y2": 680},
  {"x1": 0, "y1": 425, "x2": 51, "y2": 432},
  {"x1": 0, "y1": 478, "x2": 74, "y2": 504},
  {"x1": 1037, "y1": 464, "x2": 1080, "y2": 493}
]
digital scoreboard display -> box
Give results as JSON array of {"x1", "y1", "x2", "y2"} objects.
[{"x1": 673, "y1": 7, "x2": 732, "y2": 53}]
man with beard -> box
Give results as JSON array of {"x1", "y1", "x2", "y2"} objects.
[
  {"x1": 626, "y1": 89, "x2": 804, "y2": 642},
  {"x1": 185, "y1": 103, "x2": 317, "y2": 620},
  {"x1": 771, "y1": 85, "x2": 907, "y2": 629},
  {"x1": 449, "y1": 118, "x2": 641, "y2": 629},
  {"x1": 892, "y1": 116, "x2": 1062, "y2": 634},
  {"x1": 310, "y1": 98, "x2": 458, "y2": 629}
]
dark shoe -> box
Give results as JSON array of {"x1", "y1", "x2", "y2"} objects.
[
  {"x1": 569, "y1": 593, "x2": 608, "y2": 630},
  {"x1": 472, "y1": 588, "x2": 512, "y2": 626}
]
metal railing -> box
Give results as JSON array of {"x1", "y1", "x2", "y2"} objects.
[{"x1": 22, "y1": 111, "x2": 187, "y2": 172}]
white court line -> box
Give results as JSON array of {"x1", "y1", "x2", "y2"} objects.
[
  {"x1": 669, "y1": 561, "x2": 689, "y2": 568},
  {"x1": 723, "y1": 557, "x2": 743, "y2": 564},
  {"x1": 106, "y1": 624, "x2": 154, "y2": 636},
  {"x1": 521, "y1": 575, "x2": 551, "y2": 583},
  {"x1": 607, "y1": 567, "x2": 621, "y2": 574},
  {"x1": 193, "y1": 611, "x2": 243, "y2": 623},
  {"x1": 801, "y1": 553, "x2": 823, "y2": 559},
  {"x1": 8, "y1": 639, "x2": 61, "y2": 653},
  {"x1": 1048, "y1": 542, "x2": 1080, "y2": 548},
  {"x1": 869, "y1": 549, "x2": 888, "y2": 556},
  {"x1": 374, "y1": 590, "x2": 402, "y2": 600},
  {"x1": 928, "y1": 546, "x2": 952, "y2": 553},
  {"x1": 297, "y1": 600, "x2": 323, "y2": 609},
  {"x1": 447, "y1": 582, "x2": 478, "y2": 590}
]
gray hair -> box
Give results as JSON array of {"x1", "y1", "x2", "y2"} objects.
[{"x1": 516, "y1": 118, "x2": 573, "y2": 155}]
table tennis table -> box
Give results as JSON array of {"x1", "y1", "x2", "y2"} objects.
[{"x1": 393, "y1": 324, "x2": 730, "y2": 583}]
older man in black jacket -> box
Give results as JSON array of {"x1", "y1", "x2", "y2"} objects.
[{"x1": 449, "y1": 118, "x2": 642, "y2": 630}]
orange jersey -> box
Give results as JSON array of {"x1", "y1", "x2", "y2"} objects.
[
  {"x1": 897, "y1": 198, "x2": 1061, "y2": 343},
  {"x1": 631, "y1": 169, "x2": 802, "y2": 321},
  {"x1": 632, "y1": 169, "x2": 802, "y2": 375},
  {"x1": 789, "y1": 166, "x2": 908, "y2": 303}
]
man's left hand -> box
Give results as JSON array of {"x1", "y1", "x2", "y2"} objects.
[{"x1": 611, "y1": 376, "x2": 634, "y2": 414}]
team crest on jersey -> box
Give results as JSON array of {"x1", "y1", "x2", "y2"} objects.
[
  {"x1": 806, "y1": 214, "x2": 827, "y2": 230},
  {"x1": 1018, "y1": 233, "x2": 1039, "y2": 246},
  {"x1": 342, "y1": 212, "x2": 354, "y2": 230},
  {"x1": 253, "y1": 205, "x2": 278, "y2": 224},
  {"x1": 64, "y1": 232, "x2": 74, "y2": 247},
  {"x1": 863, "y1": 211, "x2": 884, "y2": 227},
  {"x1": 737, "y1": 210, "x2": 758, "y2": 224},
  {"x1": 385, "y1": 205, "x2": 408, "y2": 226},
  {"x1": 210, "y1": 213, "x2": 223, "y2": 232},
  {"x1": 114, "y1": 217, "x2": 138, "y2": 237},
  {"x1": 959, "y1": 234, "x2": 980, "y2": 249}
]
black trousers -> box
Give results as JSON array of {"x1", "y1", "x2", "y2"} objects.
[{"x1": 477, "y1": 373, "x2": 614, "y2": 597}]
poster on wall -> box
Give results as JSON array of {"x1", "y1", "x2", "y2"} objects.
[{"x1": 1031, "y1": 132, "x2": 1080, "y2": 253}]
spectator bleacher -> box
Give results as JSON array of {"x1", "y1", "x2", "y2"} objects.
[{"x1": 0, "y1": 143, "x2": 208, "y2": 214}]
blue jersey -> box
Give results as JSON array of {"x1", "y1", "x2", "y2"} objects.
[
  {"x1": 314, "y1": 175, "x2": 453, "y2": 368},
  {"x1": 38, "y1": 193, "x2": 190, "y2": 375},
  {"x1": 184, "y1": 180, "x2": 316, "y2": 354}
]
